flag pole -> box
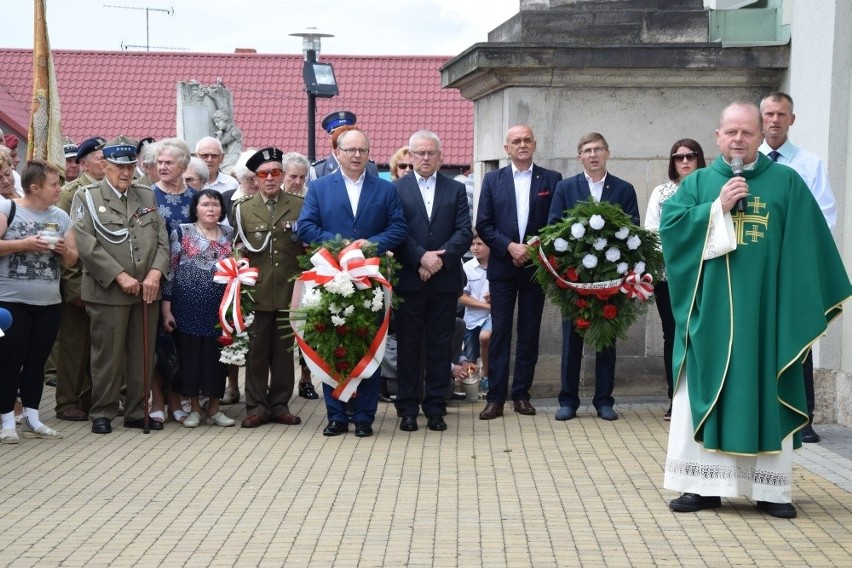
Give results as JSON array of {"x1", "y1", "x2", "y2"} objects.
[{"x1": 28, "y1": 0, "x2": 65, "y2": 174}]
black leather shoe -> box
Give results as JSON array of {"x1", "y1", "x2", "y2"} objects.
[
  {"x1": 323, "y1": 421, "x2": 348, "y2": 436},
  {"x1": 427, "y1": 415, "x2": 447, "y2": 431},
  {"x1": 800, "y1": 425, "x2": 820, "y2": 443},
  {"x1": 354, "y1": 422, "x2": 373, "y2": 437},
  {"x1": 597, "y1": 405, "x2": 618, "y2": 421},
  {"x1": 91, "y1": 417, "x2": 112, "y2": 434},
  {"x1": 124, "y1": 417, "x2": 163, "y2": 430},
  {"x1": 756, "y1": 501, "x2": 797, "y2": 518},
  {"x1": 298, "y1": 382, "x2": 319, "y2": 400},
  {"x1": 399, "y1": 416, "x2": 418, "y2": 432},
  {"x1": 669, "y1": 493, "x2": 722, "y2": 512}
]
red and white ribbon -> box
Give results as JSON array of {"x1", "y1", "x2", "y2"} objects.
[
  {"x1": 300, "y1": 239, "x2": 390, "y2": 291},
  {"x1": 620, "y1": 271, "x2": 654, "y2": 301},
  {"x1": 213, "y1": 257, "x2": 258, "y2": 338}
]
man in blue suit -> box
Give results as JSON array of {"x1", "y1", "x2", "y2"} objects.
[
  {"x1": 475, "y1": 125, "x2": 563, "y2": 420},
  {"x1": 297, "y1": 129, "x2": 407, "y2": 438},
  {"x1": 393, "y1": 130, "x2": 472, "y2": 432},
  {"x1": 548, "y1": 132, "x2": 640, "y2": 422}
]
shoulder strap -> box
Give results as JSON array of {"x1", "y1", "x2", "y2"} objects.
[{"x1": 7, "y1": 200, "x2": 16, "y2": 226}]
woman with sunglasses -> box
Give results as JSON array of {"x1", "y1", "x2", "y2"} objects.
[
  {"x1": 645, "y1": 139, "x2": 706, "y2": 420},
  {"x1": 389, "y1": 146, "x2": 412, "y2": 180}
]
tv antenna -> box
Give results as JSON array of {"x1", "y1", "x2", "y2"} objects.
[{"x1": 104, "y1": 5, "x2": 184, "y2": 51}]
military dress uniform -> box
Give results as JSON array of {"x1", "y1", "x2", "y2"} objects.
[
  {"x1": 71, "y1": 178, "x2": 169, "y2": 427},
  {"x1": 234, "y1": 191, "x2": 304, "y2": 424}
]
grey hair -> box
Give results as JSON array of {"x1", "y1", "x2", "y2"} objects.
[
  {"x1": 195, "y1": 135, "x2": 224, "y2": 154},
  {"x1": 141, "y1": 142, "x2": 159, "y2": 167},
  {"x1": 281, "y1": 152, "x2": 310, "y2": 174},
  {"x1": 231, "y1": 148, "x2": 258, "y2": 181},
  {"x1": 187, "y1": 156, "x2": 210, "y2": 184},
  {"x1": 157, "y1": 137, "x2": 191, "y2": 168},
  {"x1": 408, "y1": 130, "x2": 442, "y2": 152}
]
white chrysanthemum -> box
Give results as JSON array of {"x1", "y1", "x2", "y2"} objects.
[
  {"x1": 553, "y1": 238, "x2": 569, "y2": 252},
  {"x1": 343, "y1": 305, "x2": 355, "y2": 316},
  {"x1": 605, "y1": 247, "x2": 621, "y2": 262},
  {"x1": 301, "y1": 288, "x2": 322, "y2": 309},
  {"x1": 615, "y1": 227, "x2": 630, "y2": 240},
  {"x1": 371, "y1": 287, "x2": 384, "y2": 312},
  {"x1": 331, "y1": 315, "x2": 346, "y2": 326},
  {"x1": 589, "y1": 214, "x2": 605, "y2": 230},
  {"x1": 328, "y1": 303, "x2": 341, "y2": 315},
  {"x1": 324, "y1": 272, "x2": 356, "y2": 297},
  {"x1": 571, "y1": 223, "x2": 586, "y2": 239},
  {"x1": 593, "y1": 238, "x2": 607, "y2": 251},
  {"x1": 582, "y1": 254, "x2": 598, "y2": 269},
  {"x1": 634, "y1": 261, "x2": 646, "y2": 275},
  {"x1": 243, "y1": 314, "x2": 254, "y2": 327},
  {"x1": 616, "y1": 262, "x2": 629, "y2": 274},
  {"x1": 627, "y1": 235, "x2": 641, "y2": 250}
]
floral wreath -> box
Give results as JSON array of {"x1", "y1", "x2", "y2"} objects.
[
  {"x1": 289, "y1": 237, "x2": 399, "y2": 401},
  {"x1": 214, "y1": 254, "x2": 257, "y2": 366},
  {"x1": 530, "y1": 200, "x2": 663, "y2": 350}
]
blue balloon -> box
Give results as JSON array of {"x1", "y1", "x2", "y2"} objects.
[{"x1": 0, "y1": 307, "x2": 12, "y2": 332}]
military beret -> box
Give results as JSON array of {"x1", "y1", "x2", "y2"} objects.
[
  {"x1": 321, "y1": 110, "x2": 357, "y2": 134},
  {"x1": 246, "y1": 147, "x2": 284, "y2": 173},
  {"x1": 76, "y1": 137, "x2": 107, "y2": 163},
  {"x1": 102, "y1": 135, "x2": 138, "y2": 165}
]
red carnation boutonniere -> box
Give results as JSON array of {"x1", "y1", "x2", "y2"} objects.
[{"x1": 537, "y1": 190, "x2": 550, "y2": 197}]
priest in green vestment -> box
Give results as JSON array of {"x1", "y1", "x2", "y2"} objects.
[{"x1": 660, "y1": 101, "x2": 851, "y2": 519}]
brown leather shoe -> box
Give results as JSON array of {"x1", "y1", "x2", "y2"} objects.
[
  {"x1": 479, "y1": 402, "x2": 504, "y2": 420},
  {"x1": 272, "y1": 413, "x2": 302, "y2": 425},
  {"x1": 56, "y1": 408, "x2": 88, "y2": 421},
  {"x1": 513, "y1": 400, "x2": 537, "y2": 416},
  {"x1": 240, "y1": 414, "x2": 269, "y2": 428}
]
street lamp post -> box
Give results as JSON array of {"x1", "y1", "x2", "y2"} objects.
[{"x1": 290, "y1": 27, "x2": 337, "y2": 162}]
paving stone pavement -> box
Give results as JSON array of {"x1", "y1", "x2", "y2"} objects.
[{"x1": 2, "y1": 384, "x2": 851, "y2": 567}]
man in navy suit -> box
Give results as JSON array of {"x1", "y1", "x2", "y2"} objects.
[
  {"x1": 475, "y1": 125, "x2": 563, "y2": 420},
  {"x1": 548, "y1": 132, "x2": 640, "y2": 422},
  {"x1": 297, "y1": 129, "x2": 407, "y2": 438},
  {"x1": 393, "y1": 131, "x2": 472, "y2": 432}
]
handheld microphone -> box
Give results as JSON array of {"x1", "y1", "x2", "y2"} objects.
[{"x1": 731, "y1": 157, "x2": 745, "y2": 212}]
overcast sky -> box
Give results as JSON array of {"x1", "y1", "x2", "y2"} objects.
[{"x1": 5, "y1": 0, "x2": 521, "y2": 56}]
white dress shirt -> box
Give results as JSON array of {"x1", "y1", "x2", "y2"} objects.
[
  {"x1": 584, "y1": 171, "x2": 607, "y2": 203},
  {"x1": 415, "y1": 172, "x2": 436, "y2": 219},
  {"x1": 512, "y1": 163, "x2": 532, "y2": 240},
  {"x1": 342, "y1": 170, "x2": 366, "y2": 216},
  {"x1": 204, "y1": 171, "x2": 240, "y2": 194}
]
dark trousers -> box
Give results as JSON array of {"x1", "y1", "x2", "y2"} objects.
[
  {"x1": 323, "y1": 370, "x2": 380, "y2": 425},
  {"x1": 654, "y1": 280, "x2": 675, "y2": 399},
  {"x1": 0, "y1": 302, "x2": 61, "y2": 414},
  {"x1": 486, "y1": 267, "x2": 545, "y2": 405},
  {"x1": 803, "y1": 350, "x2": 815, "y2": 423},
  {"x1": 245, "y1": 310, "x2": 294, "y2": 421},
  {"x1": 394, "y1": 287, "x2": 457, "y2": 418},
  {"x1": 54, "y1": 301, "x2": 92, "y2": 413},
  {"x1": 557, "y1": 320, "x2": 616, "y2": 411}
]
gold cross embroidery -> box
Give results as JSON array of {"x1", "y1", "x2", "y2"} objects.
[{"x1": 732, "y1": 207, "x2": 770, "y2": 245}]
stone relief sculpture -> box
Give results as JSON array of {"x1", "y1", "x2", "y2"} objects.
[{"x1": 176, "y1": 79, "x2": 243, "y2": 171}]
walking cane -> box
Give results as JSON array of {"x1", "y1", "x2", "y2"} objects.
[{"x1": 141, "y1": 299, "x2": 150, "y2": 434}]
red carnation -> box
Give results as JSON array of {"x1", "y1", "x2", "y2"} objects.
[
  {"x1": 566, "y1": 267, "x2": 579, "y2": 282},
  {"x1": 596, "y1": 291, "x2": 615, "y2": 301},
  {"x1": 216, "y1": 335, "x2": 234, "y2": 347},
  {"x1": 336, "y1": 361, "x2": 351, "y2": 371},
  {"x1": 336, "y1": 325, "x2": 350, "y2": 335},
  {"x1": 334, "y1": 345, "x2": 347, "y2": 358},
  {"x1": 355, "y1": 327, "x2": 369, "y2": 337},
  {"x1": 314, "y1": 322, "x2": 327, "y2": 333},
  {"x1": 575, "y1": 299, "x2": 588, "y2": 309},
  {"x1": 575, "y1": 318, "x2": 591, "y2": 330},
  {"x1": 556, "y1": 279, "x2": 570, "y2": 290},
  {"x1": 603, "y1": 305, "x2": 618, "y2": 320},
  {"x1": 547, "y1": 254, "x2": 560, "y2": 269}
]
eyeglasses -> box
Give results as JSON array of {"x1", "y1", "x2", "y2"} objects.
[
  {"x1": 580, "y1": 146, "x2": 608, "y2": 156},
  {"x1": 410, "y1": 150, "x2": 439, "y2": 158},
  {"x1": 339, "y1": 147, "x2": 369, "y2": 156},
  {"x1": 256, "y1": 168, "x2": 283, "y2": 179},
  {"x1": 397, "y1": 163, "x2": 413, "y2": 170},
  {"x1": 672, "y1": 152, "x2": 699, "y2": 162},
  {"x1": 197, "y1": 153, "x2": 222, "y2": 160}
]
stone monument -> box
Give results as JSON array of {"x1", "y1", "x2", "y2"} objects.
[{"x1": 176, "y1": 79, "x2": 243, "y2": 172}]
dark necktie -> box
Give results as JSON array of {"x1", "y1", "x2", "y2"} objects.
[
  {"x1": 267, "y1": 199, "x2": 276, "y2": 214},
  {"x1": 768, "y1": 150, "x2": 781, "y2": 162}
]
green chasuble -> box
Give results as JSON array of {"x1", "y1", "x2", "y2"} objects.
[{"x1": 660, "y1": 154, "x2": 851, "y2": 455}]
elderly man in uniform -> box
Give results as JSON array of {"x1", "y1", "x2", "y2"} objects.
[
  {"x1": 197, "y1": 136, "x2": 239, "y2": 193},
  {"x1": 298, "y1": 129, "x2": 407, "y2": 437},
  {"x1": 309, "y1": 111, "x2": 378, "y2": 182},
  {"x1": 72, "y1": 136, "x2": 169, "y2": 434},
  {"x1": 63, "y1": 140, "x2": 79, "y2": 183},
  {"x1": 232, "y1": 147, "x2": 304, "y2": 428}
]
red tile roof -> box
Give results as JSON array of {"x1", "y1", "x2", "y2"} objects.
[{"x1": 0, "y1": 49, "x2": 473, "y2": 167}]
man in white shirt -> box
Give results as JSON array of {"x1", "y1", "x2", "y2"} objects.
[
  {"x1": 196, "y1": 136, "x2": 239, "y2": 194},
  {"x1": 759, "y1": 91, "x2": 838, "y2": 444}
]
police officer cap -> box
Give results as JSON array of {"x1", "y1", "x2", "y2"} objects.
[
  {"x1": 246, "y1": 147, "x2": 284, "y2": 173},
  {"x1": 321, "y1": 110, "x2": 357, "y2": 134},
  {"x1": 63, "y1": 141, "x2": 78, "y2": 159},
  {"x1": 75, "y1": 136, "x2": 107, "y2": 163},
  {"x1": 102, "y1": 136, "x2": 138, "y2": 165},
  {"x1": 136, "y1": 137, "x2": 156, "y2": 155}
]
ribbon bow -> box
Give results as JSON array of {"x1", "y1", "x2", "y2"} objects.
[
  {"x1": 620, "y1": 271, "x2": 654, "y2": 301},
  {"x1": 301, "y1": 240, "x2": 390, "y2": 290},
  {"x1": 214, "y1": 257, "x2": 258, "y2": 337}
]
